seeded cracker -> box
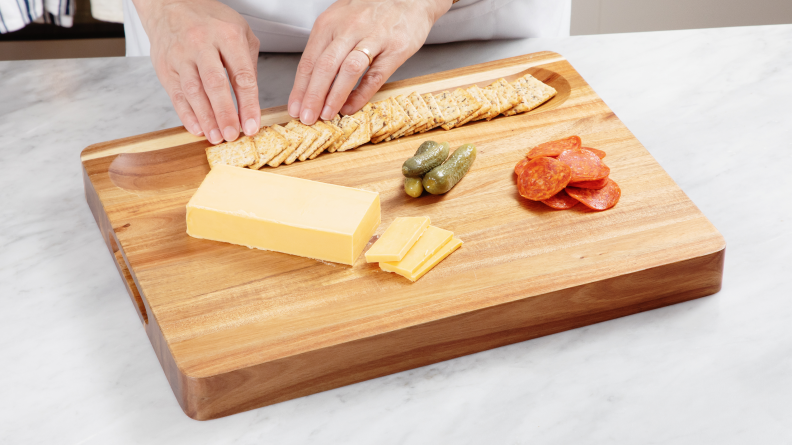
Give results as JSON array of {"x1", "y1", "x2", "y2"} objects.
[
  {"x1": 284, "y1": 120, "x2": 319, "y2": 164},
  {"x1": 372, "y1": 97, "x2": 407, "y2": 143},
  {"x1": 338, "y1": 104, "x2": 372, "y2": 151},
  {"x1": 488, "y1": 78, "x2": 521, "y2": 116},
  {"x1": 301, "y1": 121, "x2": 337, "y2": 161},
  {"x1": 205, "y1": 135, "x2": 257, "y2": 169},
  {"x1": 406, "y1": 92, "x2": 434, "y2": 136},
  {"x1": 307, "y1": 121, "x2": 344, "y2": 159},
  {"x1": 369, "y1": 100, "x2": 391, "y2": 138},
  {"x1": 505, "y1": 74, "x2": 557, "y2": 115},
  {"x1": 435, "y1": 91, "x2": 461, "y2": 130},
  {"x1": 267, "y1": 124, "x2": 302, "y2": 167},
  {"x1": 442, "y1": 88, "x2": 481, "y2": 130},
  {"x1": 250, "y1": 126, "x2": 289, "y2": 169},
  {"x1": 458, "y1": 85, "x2": 491, "y2": 126},
  {"x1": 329, "y1": 114, "x2": 342, "y2": 127},
  {"x1": 480, "y1": 87, "x2": 502, "y2": 120},
  {"x1": 421, "y1": 93, "x2": 446, "y2": 132},
  {"x1": 328, "y1": 115, "x2": 360, "y2": 153},
  {"x1": 388, "y1": 95, "x2": 425, "y2": 141}
]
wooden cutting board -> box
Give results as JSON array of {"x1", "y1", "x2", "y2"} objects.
[{"x1": 81, "y1": 51, "x2": 725, "y2": 420}]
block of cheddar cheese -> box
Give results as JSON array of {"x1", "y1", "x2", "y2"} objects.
[{"x1": 186, "y1": 165, "x2": 380, "y2": 265}]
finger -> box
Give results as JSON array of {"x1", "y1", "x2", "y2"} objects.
[
  {"x1": 196, "y1": 50, "x2": 241, "y2": 142},
  {"x1": 320, "y1": 41, "x2": 378, "y2": 120},
  {"x1": 340, "y1": 53, "x2": 399, "y2": 115},
  {"x1": 159, "y1": 69, "x2": 203, "y2": 136},
  {"x1": 298, "y1": 36, "x2": 359, "y2": 125},
  {"x1": 180, "y1": 62, "x2": 224, "y2": 145},
  {"x1": 288, "y1": 27, "x2": 333, "y2": 119},
  {"x1": 218, "y1": 29, "x2": 261, "y2": 136}
]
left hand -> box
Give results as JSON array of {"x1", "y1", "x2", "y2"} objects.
[{"x1": 287, "y1": 0, "x2": 453, "y2": 125}]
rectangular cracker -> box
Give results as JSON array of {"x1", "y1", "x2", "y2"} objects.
[
  {"x1": 480, "y1": 87, "x2": 502, "y2": 121},
  {"x1": 434, "y1": 91, "x2": 461, "y2": 131},
  {"x1": 406, "y1": 92, "x2": 434, "y2": 136},
  {"x1": 504, "y1": 74, "x2": 557, "y2": 116},
  {"x1": 307, "y1": 121, "x2": 344, "y2": 160},
  {"x1": 284, "y1": 120, "x2": 319, "y2": 164},
  {"x1": 328, "y1": 115, "x2": 360, "y2": 153},
  {"x1": 458, "y1": 85, "x2": 491, "y2": 126},
  {"x1": 488, "y1": 78, "x2": 521, "y2": 116},
  {"x1": 329, "y1": 114, "x2": 342, "y2": 126},
  {"x1": 442, "y1": 88, "x2": 481, "y2": 130},
  {"x1": 420, "y1": 93, "x2": 446, "y2": 132},
  {"x1": 369, "y1": 100, "x2": 391, "y2": 137},
  {"x1": 267, "y1": 124, "x2": 302, "y2": 167},
  {"x1": 387, "y1": 95, "x2": 425, "y2": 141},
  {"x1": 302, "y1": 121, "x2": 339, "y2": 161},
  {"x1": 338, "y1": 105, "x2": 372, "y2": 152},
  {"x1": 373, "y1": 97, "x2": 408, "y2": 144},
  {"x1": 250, "y1": 126, "x2": 289, "y2": 169},
  {"x1": 205, "y1": 135, "x2": 257, "y2": 169}
]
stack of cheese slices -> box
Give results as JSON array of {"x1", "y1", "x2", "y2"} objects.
[
  {"x1": 206, "y1": 73, "x2": 557, "y2": 170},
  {"x1": 366, "y1": 216, "x2": 462, "y2": 282}
]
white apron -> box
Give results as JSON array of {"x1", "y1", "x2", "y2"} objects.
[{"x1": 124, "y1": 0, "x2": 570, "y2": 57}]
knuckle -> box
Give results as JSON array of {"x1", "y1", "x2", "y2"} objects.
[
  {"x1": 296, "y1": 58, "x2": 315, "y2": 76},
  {"x1": 214, "y1": 106, "x2": 237, "y2": 121},
  {"x1": 233, "y1": 70, "x2": 257, "y2": 89},
  {"x1": 302, "y1": 91, "x2": 326, "y2": 106},
  {"x1": 182, "y1": 79, "x2": 203, "y2": 97},
  {"x1": 341, "y1": 57, "x2": 365, "y2": 76},
  {"x1": 314, "y1": 53, "x2": 338, "y2": 74},
  {"x1": 170, "y1": 90, "x2": 189, "y2": 107},
  {"x1": 362, "y1": 70, "x2": 385, "y2": 88},
  {"x1": 203, "y1": 70, "x2": 228, "y2": 90}
]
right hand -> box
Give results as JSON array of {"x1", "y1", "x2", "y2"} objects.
[{"x1": 133, "y1": 0, "x2": 261, "y2": 144}]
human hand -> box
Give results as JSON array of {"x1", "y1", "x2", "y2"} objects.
[
  {"x1": 133, "y1": 0, "x2": 261, "y2": 144},
  {"x1": 288, "y1": 0, "x2": 453, "y2": 125}
]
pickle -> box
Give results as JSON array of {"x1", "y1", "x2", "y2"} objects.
[
  {"x1": 402, "y1": 141, "x2": 450, "y2": 177},
  {"x1": 422, "y1": 143, "x2": 477, "y2": 195},
  {"x1": 404, "y1": 177, "x2": 423, "y2": 198}
]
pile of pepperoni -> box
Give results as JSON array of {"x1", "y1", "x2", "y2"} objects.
[{"x1": 515, "y1": 136, "x2": 621, "y2": 211}]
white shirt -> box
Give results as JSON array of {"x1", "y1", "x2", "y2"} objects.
[{"x1": 123, "y1": 0, "x2": 570, "y2": 57}]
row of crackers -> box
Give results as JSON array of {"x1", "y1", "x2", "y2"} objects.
[{"x1": 206, "y1": 73, "x2": 556, "y2": 170}]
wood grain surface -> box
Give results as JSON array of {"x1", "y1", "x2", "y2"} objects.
[{"x1": 81, "y1": 51, "x2": 725, "y2": 420}]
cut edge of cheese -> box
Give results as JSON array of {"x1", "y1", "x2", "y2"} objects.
[
  {"x1": 408, "y1": 237, "x2": 463, "y2": 282},
  {"x1": 379, "y1": 225, "x2": 453, "y2": 278},
  {"x1": 365, "y1": 216, "x2": 430, "y2": 263}
]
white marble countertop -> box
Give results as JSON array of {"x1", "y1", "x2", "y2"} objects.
[{"x1": 2, "y1": 24, "x2": 791, "y2": 444}]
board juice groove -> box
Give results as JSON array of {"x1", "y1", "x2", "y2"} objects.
[{"x1": 81, "y1": 51, "x2": 725, "y2": 420}]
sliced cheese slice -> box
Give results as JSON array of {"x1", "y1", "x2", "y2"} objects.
[
  {"x1": 186, "y1": 165, "x2": 380, "y2": 265},
  {"x1": 365, "y1": 216, "x2": 430, "y2": 263},
  {"x1": 380, "y1": 226, "x2": 453, "y2": 278},
  {"x1": 409, "y1": 237, "x2": 463, "y2": 282}
]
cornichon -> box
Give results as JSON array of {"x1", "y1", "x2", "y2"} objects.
[
  {"x1": 401, "y1": 141, "x2": 450, "y2": 177},
  {"x1": 404, "y1": 177, "x2": 423, "y2": 198},
  {"x1": 422, "y1": 143, "x2": 477, "y2": 195}
]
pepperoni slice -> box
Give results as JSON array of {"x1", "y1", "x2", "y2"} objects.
[
  {"x1": 566, "y1": 179, "x2": 621, "y2": 210},
  {"x1": 518, "y1": 157, "x2": 572, "y2": 201},
  {"x1": 568, "y1": 176, "x2": 609, "y2": 189},
  {"x1": 514, "y1": 157, "x2": 531, "y2": 177},
  {"x1": 582, "y1": 147, "x2": 606, "y2": 159},
  {"x1": 541, "y1": 189, "x2": 579, "y2": 210},
  {"x1": 526, "y1": 136, "x2": 582, "y2": 159},
  {"x1": 557, "y1": 149, "x2": 610, "y2": 182}
]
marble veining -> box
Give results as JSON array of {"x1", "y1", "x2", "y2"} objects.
[{"x1": 1, "y1": 24, "x2": 791, "y2": 444}]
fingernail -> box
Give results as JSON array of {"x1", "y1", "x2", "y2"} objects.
[
  {"x1": 223, "y1": 126, "x2": 239, "y2": 142},
  {"x1": 208, "y1": 129, "x2": 223, "y2": 144},
  {"x1": 300, "y1": 108, "x2": 315, "y2": 125},
  {"x1": 187, "y1": 123, "x2": 202, "y2": 136},
  {"x1": 320, "y1": 105, "x2": 334, "y2": 120},
  {"x1": 288, "y1": 101, "x2": 301, "y2": 118},
  {"x1": 244, "y1": 118, "x2": 259, "y2": 136}
]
